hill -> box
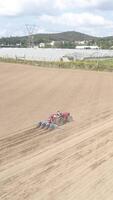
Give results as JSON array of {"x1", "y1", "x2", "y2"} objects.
[
  {"x1": 34, "y1": 31, "x2": 97, "y2": 42},
  {"x1": 0, "y1": 31, "x2": 97, "y2": 48},
  {"x1": 0, "y1": 31, "x2": 113, "y2": 48}
]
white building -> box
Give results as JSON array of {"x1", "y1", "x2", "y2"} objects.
[
  {"x1": 39, "y1": 43, "x2": 45, "y2": 48},
  {"x1": 75, "y1": 40, "x2": 87, "y2": 45},
  {"x1": 76, "y1": 45, "x2": 100, "y2": 49},
  {"x1": 50, "y1": 41, "x2": 55, "y2": 46}
]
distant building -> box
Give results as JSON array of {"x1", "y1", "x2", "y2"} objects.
[
  {"x1": 16, "y1": 43, "x2": 21, "y2": 47},
  {"x1": 0, "y1": 43, "x2": 21, "y2": 48},
  {"x1": 39, "y1": 43, "x2": 45, "y2": 48},
  {"x1": 76, "y1": 45, "x2": 100, "y2": 49},
  {"x1": 50, "y1": 41, "x2": 55, "y2": 47},
  {"x1": 75, "y1": 40, "x2": 88, "y2": 45}
]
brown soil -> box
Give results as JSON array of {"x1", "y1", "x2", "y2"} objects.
[{"x1": 0, "y1": 62, "x2": 113, "y2": 200}]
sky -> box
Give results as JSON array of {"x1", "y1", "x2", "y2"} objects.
[{"x1": 0, "y1": 0, "x2": 113, "y2": 37}]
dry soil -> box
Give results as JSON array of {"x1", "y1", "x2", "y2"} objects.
[{"x1": 0, "y1": 63, "x2": 113, "y2": 200}]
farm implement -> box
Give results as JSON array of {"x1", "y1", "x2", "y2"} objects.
[{"x1": 37, "y1": 111, "x2": 73, "y2": 130}]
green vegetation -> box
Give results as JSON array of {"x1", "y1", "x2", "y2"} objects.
[
  {"x1": 1, "y1": 31, "x2": 113, "y2": 49},
  {"x1": 0, "y1": 36, "x2": 27, "y2": 47},
  {"x1": 0, "y1": 31, "x2": 95, "y2": 48},
  {"x1": 0, "y1": 57, "x2": 113, "y2": 72}
]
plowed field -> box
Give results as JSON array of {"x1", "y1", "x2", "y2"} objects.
[{"x1": 0, "y1": 63, "x2": 113, "y2": 200}]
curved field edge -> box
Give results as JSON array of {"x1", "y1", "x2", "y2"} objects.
[{"x1": 0, "y1": 57, "x2": 113, "y2": 72}]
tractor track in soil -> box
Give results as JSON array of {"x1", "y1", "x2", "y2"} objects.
[{"x1": 0, "y1": 63, "x2": 113, "y2": 200}]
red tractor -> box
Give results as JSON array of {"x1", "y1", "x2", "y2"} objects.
[
  {"x1": 48, "y1": 111, "x2": 73, "y2": 126},
  {"x1": 37, "y1": 111, "x2": 73, "y2": 130}
]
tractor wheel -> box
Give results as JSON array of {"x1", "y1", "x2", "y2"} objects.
[
  {"x1": 67, "y1": 115, "x2": 73, "y2": 122},
  {"x1": 58, "y1": 118, "x2": 65, "y2": 126},
  {"x1": 54, "y1": 117, "x2": 65, "y2": 126}
]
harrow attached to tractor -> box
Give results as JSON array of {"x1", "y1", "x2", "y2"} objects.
[{"x1": 37, "y1": 111, "x2": 73, "y2": 130}]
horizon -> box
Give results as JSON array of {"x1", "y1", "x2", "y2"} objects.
[{"x1": 0, "y1": 30, "x2": 113, "y2": 39}]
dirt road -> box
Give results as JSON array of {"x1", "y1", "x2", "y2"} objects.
[{"x1": 0, "y1": 63, "x2": 113, "y2": 200}]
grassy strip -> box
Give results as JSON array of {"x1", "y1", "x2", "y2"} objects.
[{"x1": 0, "y1": 57, "x2": 113, "y2": 72}]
